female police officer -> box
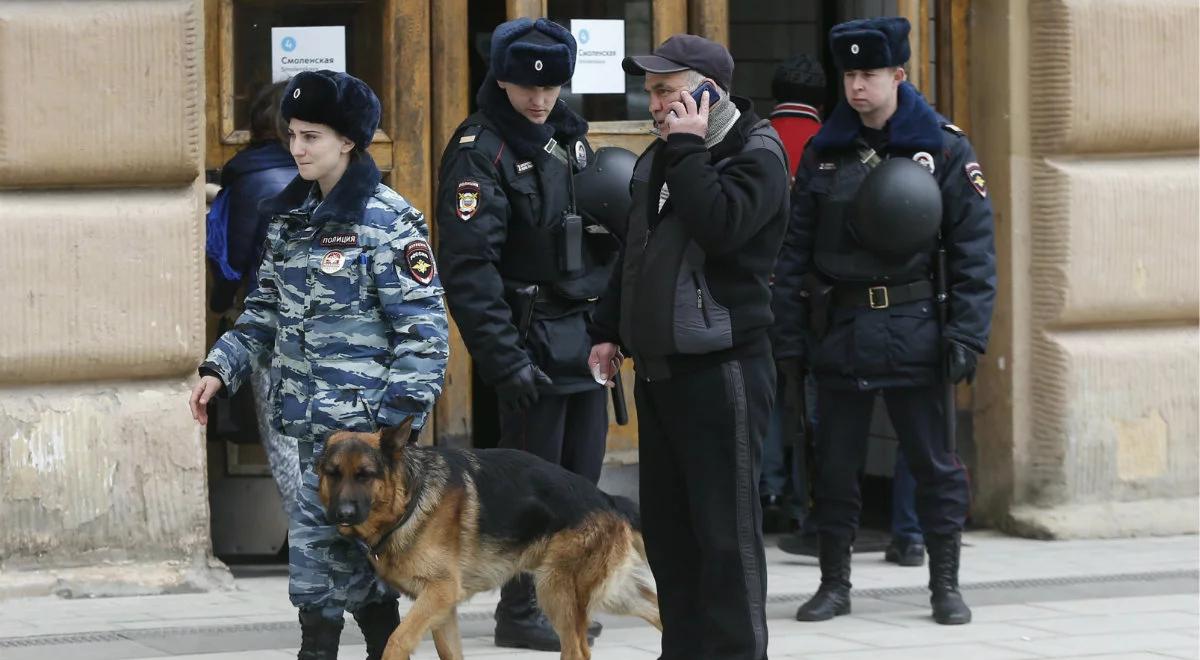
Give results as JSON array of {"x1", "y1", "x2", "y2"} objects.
[
  {"x1": 189, "y1": 70, "x2": 449, "y2": 659},
  {"x1": 433, "y1": 18, "x2": 618, "y2": 652}
]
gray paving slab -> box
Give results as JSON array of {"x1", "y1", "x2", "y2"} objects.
[
  {"x1": 0, "y1": 639, "x2": 164, "y2": 660},
  {"x1": 1016, "y1": 611, "x2": 1199, "y2": 636},
  {"x1": 992, "y1": 631, "x2": 1198, "y2": 657},
  {"x1": 0, "y1": 532, "x2": 1196, "y2": 658},
  {"x1": 791, "y1": 642, "x2": 1041, "y2": 660}
]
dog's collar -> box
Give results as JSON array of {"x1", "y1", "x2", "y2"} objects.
[{"x1": 365, "y1": 471, "x2": 424, "y2": 561}]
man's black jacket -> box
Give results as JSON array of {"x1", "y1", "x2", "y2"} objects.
[{"x1": 592, "y1": 97, "x2": 791, "y2": 377}]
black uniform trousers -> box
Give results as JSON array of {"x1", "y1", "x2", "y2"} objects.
[
  {"x1": 635, "y1": 354, "x2": 773, "y2": 660},
  {"x1": 498, "y1": 388, "x2": 608, "y2": 484},
  {"x1": 812, "y1": 384, "x2": 969, "y2": 542}
]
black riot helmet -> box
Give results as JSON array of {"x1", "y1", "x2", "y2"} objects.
[
  {"x1": 850, "y1": 157, "x2": 943, "y2": 259},
  {"x1": 574, "y1": 147, "x2": 637, "y2": 241}
]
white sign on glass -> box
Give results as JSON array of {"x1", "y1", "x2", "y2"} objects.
[
  {"x1": 272, "y1": 26, "x2": 347, "y2": 82},
  {"x1": 570, "y1": 20, "x2": 625, "y2": 94}
]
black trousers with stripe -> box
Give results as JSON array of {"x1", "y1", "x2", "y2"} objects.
[{"x1": 635, "y1": 354, "x2": 773, "y2": 660}]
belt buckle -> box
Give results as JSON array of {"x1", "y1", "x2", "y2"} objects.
[{"x1": 868, "y1": 286, "x2": 889, "y2": 309}]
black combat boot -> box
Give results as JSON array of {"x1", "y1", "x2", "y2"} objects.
[
  {"x1": 795, "y1": 536, "x2": 853, "y2": 621},
  {"x1": 494, "y1": 574, "x2": 597, "y2": 651},
  {"x1": 353, "y1": 600, "x2": 401, "y2": 660},
  {"x1": 926, "y1": 532, "x2": 972, "y2": 625},
  {"x1": 297, "y1": 609, "x2": 343, "y2": 660}
]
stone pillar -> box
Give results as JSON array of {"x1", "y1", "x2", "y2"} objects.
[
  {"x1": 0, "y1": 1, "x2": 229, "y2": 596},
  {"x1": 970, "y1": 0, "x2": 1199, "y2": 538}
]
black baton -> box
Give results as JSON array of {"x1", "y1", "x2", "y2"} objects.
[
  {"x1": 611, "y1": 369, "x2": 629, "y2": 425},
  {"x1": 935, "y1": 243, "x2": 957, "y2": 453}
]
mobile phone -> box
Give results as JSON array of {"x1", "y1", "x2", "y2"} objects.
[{"x1": 690, "y1": 80, "x2": 721, "y2": 106}]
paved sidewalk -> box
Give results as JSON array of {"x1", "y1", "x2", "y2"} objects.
[{"x1": 0, "y1": 531, "x2": 1196, "y2": 659}]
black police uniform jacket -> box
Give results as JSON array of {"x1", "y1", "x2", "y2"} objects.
[
  {"x1": 772, "y1": 82, "x2": 996, "y2": 389},
  {"x1": 592, "y1": 97, "x2": 790, "y2": 377},
  {"x1": 435, "y1": 76, "x2": 617, "y2": 394}
]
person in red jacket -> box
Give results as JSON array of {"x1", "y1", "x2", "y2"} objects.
[
  {"x1": 769, "y1": 54, "x2": 826, "y2": 180},
  {"x1": 764, "y1": 54, "x2": 825, "y2": 552}
]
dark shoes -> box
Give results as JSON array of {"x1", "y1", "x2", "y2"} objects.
[
  {"x1": 927, "y1": 532, "x2": 972, "y2": 625},
  {"x1": 761, "y1": 494, "x2": 793, "y2": 534},
  {"x1": 778, "y1": 529, "x2": 820, "y2": 557},
  {"x1": 884, "y1": 538, "x2": 926, "y2": 567},
  {"x1": 494, "y1": 574, "x2": 598, "y2": 651},
  {"x1": 297, "y1": 610, "x2": 343, "y2": 660},
  {"x1": 795, "y1": 536, "x2": 853, "y2": 622},
  {"x1": 353, "y1": 600, "x2": 401, "y2": 660}
]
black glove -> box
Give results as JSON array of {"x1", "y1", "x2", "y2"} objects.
[
  {"x1": 496, "y1": 364, "x2": 554, "y2": 413},
  {"x1": 944, "y1": 340, "x2": 978, "y2": 384}
]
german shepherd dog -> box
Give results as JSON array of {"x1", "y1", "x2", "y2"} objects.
[{"x1": 316, "y1": 418, "x2": 661, "y2": 660}]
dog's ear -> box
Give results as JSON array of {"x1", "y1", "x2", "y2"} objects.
[
  {"x1": 315, "y1": 431, "x2": 337, "y2": 471},
  {"x1": 378, "y1": 416, "x2": 416, "y2": 464}
]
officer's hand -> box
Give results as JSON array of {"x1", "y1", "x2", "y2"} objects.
[
  {"x1": 944, "y1": 340, "x2": 978, "y2": 384},
  {"x1": 189, "y1": 375, "x2": 224, "y2": 425},
  {"x1": 496, "y1": 364, "x2": 554, "y2": 413},
  {"x1": 663, "y1": 86, "x2": 710, "y2": 139},
  {"x1": 588, "y1": 342, "x2": 623, "y2": 388}
]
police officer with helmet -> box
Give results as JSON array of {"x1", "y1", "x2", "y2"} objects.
[
  {"x1": 772, "y1": 16, "x2": 996, "y2": 626},
  {"x1": 433, "y1": 17, "x2": 626, "y2": 652}
]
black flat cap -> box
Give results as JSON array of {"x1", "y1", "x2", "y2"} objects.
[{"x1": 622, "y1": 34, "x2": 734, "y2": 91}]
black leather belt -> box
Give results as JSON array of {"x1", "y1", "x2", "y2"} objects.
[{"x1": 832, "y1": 280, "x2": 934, "y2": 309}]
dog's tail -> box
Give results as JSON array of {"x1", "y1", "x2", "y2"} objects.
[{"x1": 606, "y1": 494, "x2": 641, "y2": 531}]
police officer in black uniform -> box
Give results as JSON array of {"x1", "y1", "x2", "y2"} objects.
[
  {"x1": 772, "y1": 17, "x2": 996, "y2": 626},
  {"x1": 433, "y1": 17, "x2": 619, "y2": 652}
]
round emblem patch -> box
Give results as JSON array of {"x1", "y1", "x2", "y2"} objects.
[
  {"x1": 534, "y1": 59, "x2": 544, "y2": 71},
  {"x1": 293, "y1": 88, "x2": 302, "y2": 99},
  {"x1": 912, "y1": 151, "x2": 935, "y2": 174},
  {"x1": 320, "y1": 250, "x2": 345, "y2": 274},
  {"x1": 574, "y1": 141, "x2": 587, "y2": 169},
  {"x1": 850, "y1": 44, "x2": 860, "y2": 55}
]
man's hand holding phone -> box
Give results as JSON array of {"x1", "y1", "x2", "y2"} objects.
[{"x1": 662, "y1": 79, "x2": 715, "y2": 139}]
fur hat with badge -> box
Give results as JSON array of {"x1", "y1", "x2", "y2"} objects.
[
  {"x1": 280, "y1": 70, "x2": 381, "y2": 151},
  {"x1": 490, "y1": 17, "x2": 576, "y2": 87},
  {"x1": 829, "y1": 17, "x2": 911, "y2": 71}
]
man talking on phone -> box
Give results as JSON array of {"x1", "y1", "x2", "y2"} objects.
[{"x1": 589, "y1": 34, "x2": 789, "y2": 660}]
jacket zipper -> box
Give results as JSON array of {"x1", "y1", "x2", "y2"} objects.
[{"x1": 692, "y1": 273, "x2": 711, "y2": 328}]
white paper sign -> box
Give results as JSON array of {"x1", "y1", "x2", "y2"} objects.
[
  {"x1": 272, "y1": 26, "x2": 346, "y2": 82},
  {"x1": 570, "y1": 20, "x2": 625, "y2": 94}
]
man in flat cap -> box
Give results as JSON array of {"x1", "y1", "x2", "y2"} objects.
[
  {"x1": 772, "y1": 17, "x2": 996, "y2": 626},
  {"x1": 191, "y1": 70, "x2": 449, "y2": 658},
  {"x1": 433, "y1": 18, "x2": 616, "y2": 652},
  {"x1": 589, "y1": 33, "x2": 789, "y2": 660}
]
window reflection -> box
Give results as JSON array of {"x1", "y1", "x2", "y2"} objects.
[
  {"x1": 548, "y1": 0, "x2": 653, "y2": 122},
  {"x1": 231, "y1": 0, "x2": 384, "y2": 134}
]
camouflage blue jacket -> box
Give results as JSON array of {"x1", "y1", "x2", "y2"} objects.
[{"x1": 202, "y1": 154, "x2": 449, "y2": 440}]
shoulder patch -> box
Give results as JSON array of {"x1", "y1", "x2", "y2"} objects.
[
  {"x1": 456, "y1": 180, "x2": 481, "y2": 221},
  {"x1": 943, "y1": 123, "x2": 966, "y2": 136},
  {"x1": 965, "y1": 162, "x2": 987, "y2": 198},
  {"x1": 404, "y1": 240, "x2": 436, "y2": 285}
]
